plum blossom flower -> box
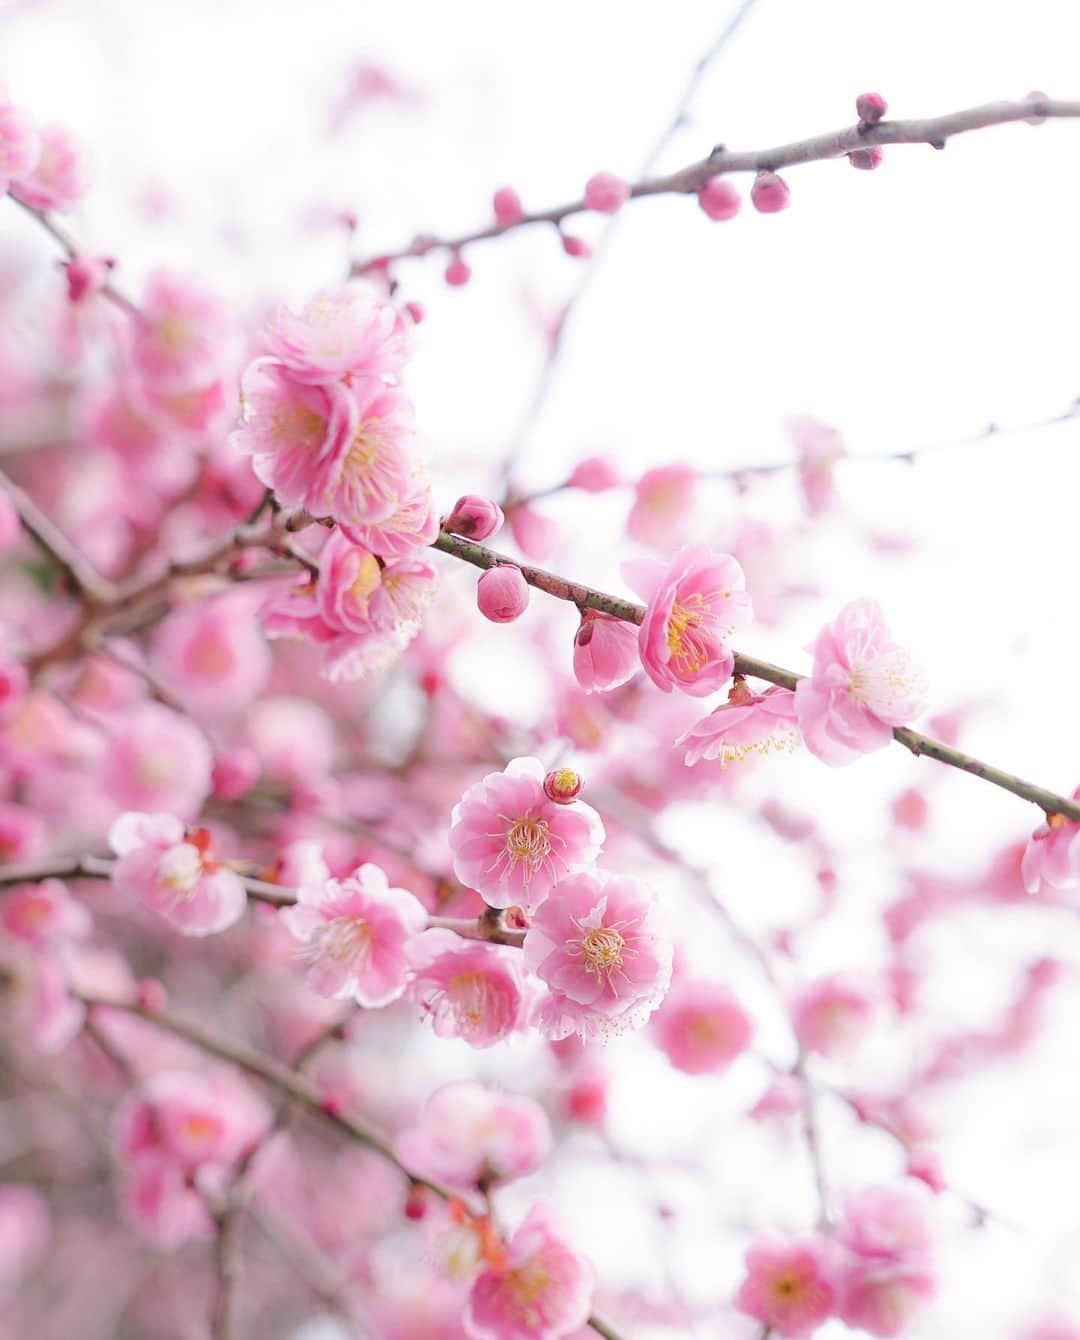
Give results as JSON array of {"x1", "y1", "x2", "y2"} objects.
[
  {"x1": 395, "y1": 1082, "x2": 551, "y2": 1190},
  {"x1": 10, "y1": 125, "x2": 87, "y2": 211},
  {"x1": 627, "y1": 463, "x2": 696, "y2": 551},
  {"x1": 834, "y1": 1184, "x2": 937, "y2": 1338},
  {"x1": 625, "y1": 546, "x2": 751, "y2": 697},
  {"x1": 525, "y1": 869, "x2": 673, "y2": 1040},
  {"x1": 0, "y1": 879, "x2": 91, "y2": 947},
  {"x1": 150, "y1": 592, "x2": 271, "y2": 716},
  {"x1": 650, "y1": 977, "x2": 753, "y2": 1074},
  {"x1": 406, "y1": 931, "x2": 532, "y2": 1047},
  {"x1": 1021, "y1": 788, "x2": 1080, "y2": 894},
  {"x1": 790, "y1": 974, "x2": 877, "y2": 1057},
  {"x1": 102, "y1": 701, "x2": 213, "y2": 820},
  {"x1": 448, "y1": 757, "x2": 604, "y2": 911},
  {"x1": 572, "y1": 610, "x2": 639, "y2": 693},
  {"x1": 734, "y1": 1235, "x2": 838, "y2": 1337},
  {"x1": 262, "y1": 284, "x2": 408, "y2": 384},
  {"x1": 316, "y1": 530, "x2": 437, "y2": 635},
  {"x1": 794, "y1": 599, "x2": 927, "y2": 765},
  {"x1": 280, "y1": 862, "x2": 426, "y2": 1005},
  {"x1": 465, "y1": 1202, "x2": 594, "y2": 1340},
  {"x1": 789, "y1": 415, "x2": 845, "y2": 516},
  {"x1": 0, "y1": 93, "x2": 39, "y2": 195},
  {"x1": 130, "y1": 270, "x2": 229, "y2": 393},
  {"x1": 0, "y1": 941, "x2": 84, "y2": 1053},
  {"x1": 339, "y1": 470, "x2": 439, "y2": 557},
  {"x1": 679, "y1": 680, "x2": 799, "y2": 766},
  {"x1": 108, "y1": 812, "x2": 247, "y2": 936}
]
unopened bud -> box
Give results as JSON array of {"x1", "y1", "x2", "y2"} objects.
[
  {"x1": 849, "y1": 146, "x2": 884, "y2": 170},
  {"x1": 445, "y1": 252, "x2": 471, "y2": 287},
  {"x1": 561, "y1": 233, "x2": 592, "y2": 259},
  {"x1": 751, "y1": 170, "x2": 790, "y2": 214},
  {"x1": 445, "y1": 494, "x2": 505, "y2": 541},
  {"x1": 855, "y1": 92, "x2": 888, "y2": 126},
  {"x1": 697, "y1": 175, "x2": 741, "y2": 221},
  {"x1": 492, "y1": 185, "x2": 525, "y2": 226}
]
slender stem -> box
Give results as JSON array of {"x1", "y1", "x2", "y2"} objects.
[
  {"x1": 8, "y1": 195, "x2": 138, "y2": 314},
  {"x1": 352, "y1": 97, "x2": 1080, "y2": 273},
  {"x1": 0, "y1": 467, "x2": 115, "y2": 605},
  {"x1": 432, "y1": 529, "x2": 1080, "y2": 821}
]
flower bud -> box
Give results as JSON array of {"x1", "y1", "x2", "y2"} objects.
[
  {"x1": 751, "y1": 170, "x2": 790, "y2": 214},
  {"x1": 849, "y1": 146, "x2": 884, "y2": 170},
  {"x1": 856, "y1": 92, "x2": 888, "y2": 125},
  {"x1": 543, "y1": 768, "x2": 583, "y2": 804},
  {"x1": 63, "y1": 255, "x2": 113, "y2": 304},
  {"x1": 697, "y1": 175, "x2": 741, "y2": 221},
  {"x1": 404, "y1": 300, "x2": 426, "y2": 323},
  {"x1": 583, "y1": 171, "x2": 630, "y2": 214},
  {"x1": 561, "y1": 234, "x2": 591, "y2": 259},
  {"x1": 566, "y1": 455, "x2": 620, "y2": 492},
  {"x1": 445, "y1": 253, "x2": 471, "y2": 286},
  {"x1": 492, "y1": 185, "x2": 525, "y2": 226},
  {"x1": 445, "y1": 494, "x2": 505, "y2": 541},
  {"x1": 404, "y1": 1183, "x2": 431, "y2": 1220},
  {"x1": 477, "y1": 565, "x2": 529, "y2": 622}
]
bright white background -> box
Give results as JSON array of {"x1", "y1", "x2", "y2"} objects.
[{"x1": 3, "y1": 1, "x2": 1080, "y2": 1335}]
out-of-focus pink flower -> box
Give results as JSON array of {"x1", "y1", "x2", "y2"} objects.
[
  {"x1": 466, "y1": 1202, "x2": 594, "y2": 1340},
  {"x1": 395, "y1": 1082, "x2": 551, "y2": 1189},
  {"x1": 0, "y1": 941, "x2": 84, "y2": 1053},
  {"x1": 795, "y1": 599, "x2": 927, "y2": 765},
  {"x1": 679, "y1": 680, "x2": 798, "y2": 766},
  {"x1": 0, "y1": 95, "x2": 39, "y2": 195},
  {"x1": 493, "y1": 186, "x2": 525, "y2": 226},
  {"x1": 734, "y1": 1235, "x2": 838, "y2": 1337},
  {"x1": 0, "y1": 1184, "x2": 49, "y2": 1287},
  {"x1": 130, "y1": 270, "x2": 228, "y2": 393},
  {"x1": 788, "y1": 416, "x2": 845, "y2": 516},
  {"x1": 698, "y1": 176, "x2": 741, "y2": 221},
  {"x1": 118, "y1": 1151, "x2": 214, "y2": 1250},
  {"x1": 0, "y1": 800, "x2": 45, "y2": 863},
  {"x1": 108, "y1": 812, "x2": 247, "y2": 936},
  {"x1": 262, "y1": 285, "x2": 408, "y2": 384},
  {"x1": 627, "y1": 463, "x2": 696, "y2": 551},
  {"x1": 1021, "y1": 788, "x2": 1080, "y2": 894},
  {"x1": 10, "y1": 125, "x2": 87, "y2": 211},
  {"x1": 650, "y1": 977, "x2": 753, "y2": 1074},
  {"x1": 625, "y1": 545, "x2": 751, "y2": 697},
  {"x1": 507, "y1": 504, "x2": 558, "y2": 560},
  {"x1": 63, "y1": 254, "x2": 112, "y2": 304},
  {"x1": 584, "y1": 171, "x2": 630, "y2": 213},
  {"x1": 280, "y1": 862, "x2": 426, "y2": 1005},
  {"x1": 448, "y1": 757, "x2": 604, "y2": 910},
  {"x1": 0, "y1": 660, "x2": 27, "y2": 724},
  {"x1": 833, "y1": 1183, "x2": 937, "y2": 1336},
  {"x1": 406, "y1": 931, "x2": 532, "y2": 1047},
  {"x1": 525, "y1": 869, "x2": 672, "y2": 1040},
  {"x1": 836, "y1": 1257, "x2": 936, "y2": 1337},
  {"x1": 572, "y1": 610, "x2": 639, "y2": 693},
  {"x1": 103, "y1": 702, "x2": 213, "y2": 819},
  {"x1": 790, "y1": 974, "x2": 877, "y2": 1057},
  {"x1": 566, "y1": 456, "x2": 620, "y2": 492},
  {"x1": 0, "y1": 878, "x2": 90, "y2": 946},
  {"x1": 151, "y1": 592, "x2": 271, "y2": 716},
  {"x1": 749, "y1": 1073, "x2": 805, "y2": 1123}
]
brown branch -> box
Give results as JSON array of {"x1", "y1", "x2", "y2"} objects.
[
  {"x1": 0, "y1": 467, "x2": 116, "y2": 606},
  {"x1": 432, "y1": 529, "x2": 1080, "y2": 822},
  {"x1": 352, "y1": 96, "x2": 1080, "y2": 273},
  {"x1": 8, "y1": 196, "x2": 138, "y2": 315}
]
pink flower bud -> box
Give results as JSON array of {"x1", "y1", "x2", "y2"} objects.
[
  {"x1": 697, "y1": 175, "x2": 742, "y2": 221},
  {"x1": 543, "y1": 768, "x2": 584, "y2": 804},
  {"x1": 404, "y1": 1184, "x2": 430, "y2": 1220},
  {"x1": 583, "y1": 171, "x2": 630, "y2": 214},
  {"x1": 565, "y1": 1069, "x2": 607, "y2": 1126},
  {"x1": 445, "y1": 253, "x2": 471, "y2": 286},
  {"x1": 566, "y1": 455, "x2": 620, "y2": 492},
  {"x1": 477, "y1": 565, "x2": 529, "y2": 623},
  {"x1": 404, "y1": 300, "x2": 425, "y2": 323},
  {"x1": 445, "y1": 494, "x2": 505, "y2": 541},
  {"x1": 751, "y1": 170, "x2": 790, "y2": 214},
  {"x1": 561, "y1": 234, "x2": 591, "y2": 259},
  {"x1": 856, "y1": 92, "x2": 888, "y2": 125},
  {"x1": 137, "y1": 979, "x2": 168, "y2": 1014},
  {"x1": 64, "y1": 255, "x2": 114, "y2": 304},
  {"x1": 492, "y1": 185, "x2": 525, "y2": 226},
  {"x1": 849, "y1": 146, "x2": 884, "y2": 170}
]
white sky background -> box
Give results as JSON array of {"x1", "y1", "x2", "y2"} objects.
[{"x1": 4, "y1": 0, "x2": 1080, "y2": 1336}]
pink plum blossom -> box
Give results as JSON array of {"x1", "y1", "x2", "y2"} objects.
[
  {"x1": 448, "y1": 757, "x2": 604, "y2": 910},
  {"x1": 130, "y1": 269, "x2": 228, "y2": 393},
  {"x1": 339, "y1": 469, "x2": 440, "y2": 556},
  {"x1": 102, "y1": 702, "x2": 213, "y2": 819},
  {"x1": 262, "y1": 285, "x2": 409, "y2": 384},
  {"x1": 1021, "y1": 789, "x2": 1080, "y2": 894},
  {"x1": 572, "y1": 610, "x2": 639, "y2": 693},
  {"x1": 524, "y1": 869, "x2": 673, "y2": 1040},
  {"x1": 9, "y1": 124, "x2": 87, "y2": 211},
  {"x1": 679, "y1": 680, "x2": 799, "y2": 766},
  {"x1": 566, "y1": 456, "x2": 620, "y2": 492},
  {"x1": 406, "y1": 931, "x2": 532, "y2": 1047},
  {"x1": 650, "y1": 977, "x2": 753, "y2": 1074},
  {"x1": 583, "y1": 171, "x2": 630, "y2": 213},
  {"x1": 734, "y1": 1235, "x2": 838, "y2": 1337},
  {"x1": 465, "y1": 1202, "x2": 594, "y2": 1340},
  {"x1": 790, "y1": 974, "x2": 877, "y2": 1057},
  {"x1": 280, "y1": 862, "x2": 426, "y2": 1004},
  {"x1": 395, "y1": 1082, "x2": 551, "y2": 1189},
  {"x1": 625, "y1": 545, "x2": 751, "y2": 697},
  {"x1": 788, "y1": 416, "x2": 845, "y2": 516},
  {"x1": 0, "y1": 941, "x2": 84, "y2": 1053},
  {"x1": 833, "y1": 1186, "x2": 938, "y2": 1336},
  {"x1": 627, "y1": 463, "x2": 696, "y2": 551},
  {"x1": 0, "y1": 878, "x2": 91, "y2": 946},
  {"x1": 0, "y1": 1184, "x2": 49, "y2": 1288},
  {"x1": 150, "y1": 592, "x2": 271, "y2": 716},
  {"x1": 836, "y1": 1257, "x2": 936, "y2": 1337},
  {"x1": 108, "y1": 812, "x2": 247, "y2": 936},
  {"x1": 317, "y1": 530, "x2": 438, "y2": 634},
  {"x1": 795, "y1": 599, "x2": 927, "y2": 765},
  {"x1": 0, "y1": 95, "x2": 39, "y2": 195}
]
